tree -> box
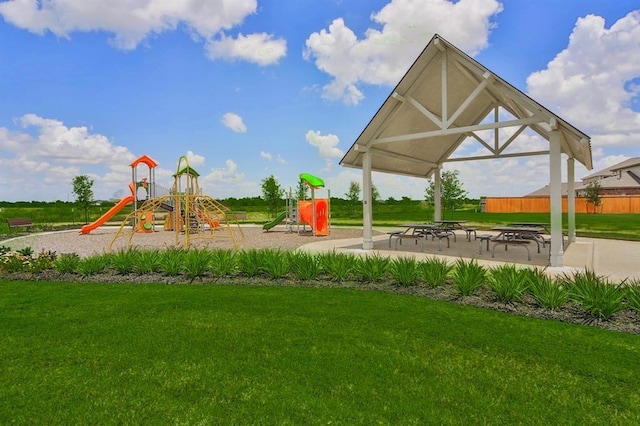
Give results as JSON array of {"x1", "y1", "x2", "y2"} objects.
[
  {"x1": 371, "y1": 184, "x2": 380, "y2": 213},
  {"x1": 585, "y1": 180, "x2": 602, "y2": 214},
  {"x1": 72, "y1": 175, "x2": 94, "y2": 224},
  {"x1": 296, "y1": 178, "x2": 309, "y2": 201},
  {"x1": 425, "y1": 170, "x2": 468, "y2": 219},
  {"x1": 346, "y1": 181, "x2": 361, "y2": 215},
  {"x1": 261, "y1": 175, "x2": 284, "y2": 217}
]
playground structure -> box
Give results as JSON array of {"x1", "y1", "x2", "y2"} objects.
[
  {"x1": 80, "y1": 154, "x2": 243, "y2": 249},
  {"x1": 263, "y1": 173, "x2": 330, "y2": 236}
]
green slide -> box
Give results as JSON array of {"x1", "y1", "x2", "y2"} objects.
[{"x1": 262, "y1": 211, "x2": 287, "y2": 231}]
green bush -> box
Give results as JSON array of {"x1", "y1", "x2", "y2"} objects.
[
  {"x1": 159, "y1": 248, "x2": 186, "y2": 276},
  {"x1": 210, "y1": 249, "x2": 238, "y2": 277},
  {"x1": 564, "y1": 270, "x2": 626, "y2": 321},
  {"x1": 452, "y1": 258, "x2": 486, "y2": 296},
  {"x1": 237, "y1": 249, "x2": 267, "y2": 277},
  {"x1": 132, "y1": 249, "x2": 162, "y2": 274},
  {"x1": 487, "y1": 264, "x2": 530, "y2": 303},
  {"x1": 418, "y1": 257, "x2": 453, "y2": 288},
  {"x1": 291, "y1": 251, "x2": 321, "y2": 280},
  {"x1": 529, "y1": 271, "x2": 570, "y2": 311},
  {"x1": 625, "y1": 279, "x2": 640, "y2": 313},
  {"x1": 318, "y1": 251, "x2": 355, "y2": 282},
  {"x1": 54, "y1": 253, "x2": 81, "y2": 274},
  {"x1": 109, "y1": 247, "x2": 138, "y2": 274},
  {"x1": 389, "y1": 256, "x2": 419, "y2": 287},
  {"x1": 261, "y1": 249, "x2": 291, "y2": 279},
  {"x1": 76, "y1": 255, "x2": 107, "y2": 276},
  {"x1": 353, "y1": 253, "x2": 390, "y2": 283}
]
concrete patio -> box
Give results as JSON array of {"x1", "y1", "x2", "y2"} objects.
[{"x1": 299, "y1": 229, "x2": 640, "y2": 284}]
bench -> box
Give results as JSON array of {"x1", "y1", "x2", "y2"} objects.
[
  {"x1": 463, "y1": 227, "x2": 478, "y2": 241},
  {"x1": 477, "y1": 234, "x2": 493, "y2": 254},
  {"x1": 491, "y1": 239, "x2": 531, "y2": 261},
  {"x1": 6, "y1": 218, "x2": 33, "y2": 229}
]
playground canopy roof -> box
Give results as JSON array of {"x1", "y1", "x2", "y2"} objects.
[
  {"x1": 130, "y1": 155, "x2": 158, "y2": 169},
  {"x1": 339, "y1": 34, "x2": 593, "y2": 177},
  {"x1": 174, "y1": 166, "x2": 200, "y2": 177}
]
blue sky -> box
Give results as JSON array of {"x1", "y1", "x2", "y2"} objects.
[{"x1": 0, "y1": 0, "x2": 638, "y2": 202}]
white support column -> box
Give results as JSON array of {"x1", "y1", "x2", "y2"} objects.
[
  {"x1": 434, "y1": 166, "x2": 442, "y2": 222},
  {"x1": 549, "y1": 130, "x2": 564, "y2": 266},
  {"x1": 362, "y1": 149, "x2": 374, "y2": 250},
  {"x1": 567, "y1": 157, "x2": 576, "y2": 243}
]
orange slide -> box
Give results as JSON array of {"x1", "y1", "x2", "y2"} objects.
[
  {"x1": 298, "y1": 199, "x2": 329, "y2": 236},
  {"x1": 79, "y1": 195, "x2": 134, "y2": 234}
]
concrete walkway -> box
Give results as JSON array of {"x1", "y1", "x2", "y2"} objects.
[{"x1": 299, "y1": 231, "x2": 640, "y2": 284}]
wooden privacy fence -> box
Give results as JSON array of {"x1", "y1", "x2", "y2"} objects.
[{"x1": 485, "y1": 196, "x2": 640, "y2": 214}]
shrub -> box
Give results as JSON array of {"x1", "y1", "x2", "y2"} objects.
[
  {"x1": 159, "y1": 248, "x2": 186, "y2": 276},
  {"x1": 76, "y1": 255, "x2": 107, "y2": 276},
  {"x1": 291, "y1": 251, "x2": 321, "y2": 281},
  {"x1": 262, "y1": 249, "x2": 292, "y2": 279},
  {"x1": 389, "y1": 256, "x2": 419, "y2": 287},
  {"x1": 132, "y1": 249, "x2": 162, "y2": 274},
  {"x1": 529, "y1": 272, "x2": 570, "y2": 311},
  {"x1": 182, "y1": 249, "x2": 213, "y2": 282},
  {"x1": 29, "y1": 250, "x2": 57, "y2": 273},
  {"x1": 452, "y1": 258, "x2": 486, "y2": 296},
  {"x1": 318, "y1": 251, "x2": 355, "y2": 282},
  {"x1": 54, "y1": 253, "x2": 81, "y2": 274},
  {"x1": 354, "y1": 253, "x2": 390, "y2": 283},
  {"x1": 625, "y1": 279, "x2": 640, "y2": 313},
  {"x1": 237, "y1": 249, "x2": 266, "y2": 277},
  {"x1": 17, "y1": 247, "x2": 33, "y2": 257},
  {"x1": 1, "y1": 253, "x2": 28, "y2": 273},
  {"x1": 564, "y1": 270, "x2": 626, "y2": 321},
  {"x1": 109, "y1": 247, "x2": 138, "y2": 274},
  {"x1": 418, "y1": 257, "x2": 453, "y2": 288},
  {"x1": 210, "y1": 250, "x2": 238, "y2": 277},
  {"x1": 487, "y1": 264, "x2": 530, "y2": 303}
]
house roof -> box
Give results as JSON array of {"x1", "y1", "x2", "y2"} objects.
[
  {"x1": 576, "y1": 171, "x2": 640, "y2": 191},
  {"x1": 524, "y1": 183, "x2": 581, "y2": 197},
  {"x1": 582, "y1": 157, "x2": 640, "y2": 180},
  {"x1": 340, "y1": 34, "x2": 592, "y2": 179}
]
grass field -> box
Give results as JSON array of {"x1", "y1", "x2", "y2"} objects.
[
  {"x1": 1, "y1": 281, "x2": 639, "y2": 424},
  {"x1": 2, "y1": 200, "x2": 640, "y2": 241}
]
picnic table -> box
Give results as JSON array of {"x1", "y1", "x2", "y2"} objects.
[
  {"x1": 487, "y1": 226, "x2": 547, "y2": 260},
  {"x1": 434, "y1": 220, "x2": 467, "y2": 229},
  {"x1": 508, "y1": 222, "x2": 550, "y2": 233},
  {"x1": 387, "y1": 223, "x2": 451, "y2": 251}
]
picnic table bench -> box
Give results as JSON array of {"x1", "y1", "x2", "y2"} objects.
[
  {"x1": 490, "y1": 239, "x2": 532, "y2": 261},
  {"x1": 6, "y1": 218, "x2": 33, "y2": 229}
]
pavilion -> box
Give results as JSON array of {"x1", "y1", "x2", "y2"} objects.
[{"x1": 339, "y1": 34, "x2": 593, "y2": 267}]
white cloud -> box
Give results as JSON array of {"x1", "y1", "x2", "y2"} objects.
[
  {"x1": 0, "y1": 114, "x2": 136, "y2": 200},
  {"x1": 527, "y1": 11, "x2": 640, "y2": 147},
  {"x1": 204, "y1": 159, "x2": 245, "y2": 184},
  {"x1": 0, "y1": 0, "x2": 286, "y2": 65},
  {"x1": 305, "y1": 130, "x2": 343, "y2": 158},
  {"x1": 206, "y1": 32, "x2": 287, "y2": 66},
  {"x1": 186, "y1": 150, "x2": 205, "y2": 168},
  {"x1": 303, "y1": 0, "x2": 503, "y2": 104},
  {"x1": 0, "y1": 114, "x2": 135, "y2": 167},
  {"x1": 260, "y1": 151, "x2": 272, "y2": 161},
  {"x1": 221, "y1": 112, "x2": 247, "y2": 133}
]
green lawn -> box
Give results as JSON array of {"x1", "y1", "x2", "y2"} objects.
[{"x1": 1, "y1": 281, "x2": 639, "y2": 424}]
